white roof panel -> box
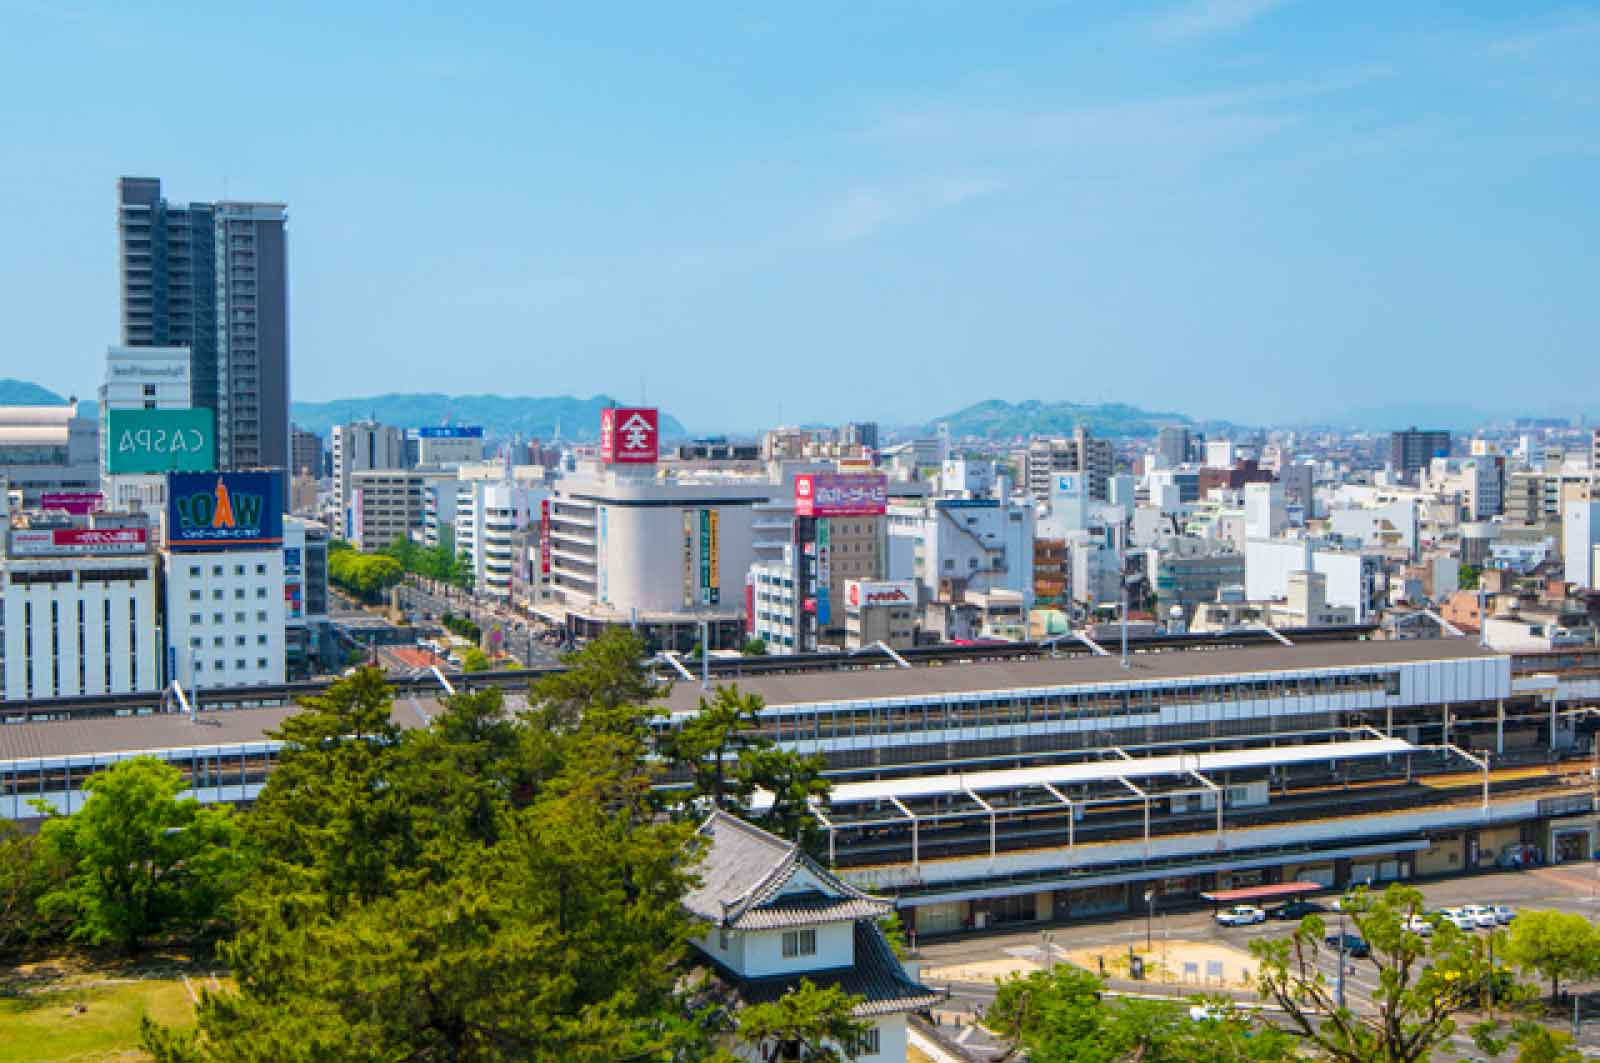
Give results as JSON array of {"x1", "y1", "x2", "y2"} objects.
[{"x1": 811, "y1": 737, "x2": 1417, "y2": 806}]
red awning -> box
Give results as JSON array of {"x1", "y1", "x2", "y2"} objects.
[{"x1": 1200, "y1": 881, "x2": 1325, "y2": 904}]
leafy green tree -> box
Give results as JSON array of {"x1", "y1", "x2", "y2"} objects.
[
  {"x1": 461, "y1": 646, "x2": 491, "y2": 672},
  {"x1": 741, "y1": 638, "x2": 767, "y2": 656},
  {"x1": 737, "y1": 979, "x2": 871, "y2": 1062},
  {"x1": 38, "y1": 757, "x2": 244, "y2": 954},
  {"x1": 1504, "y1": 909, "x2": 1600, "y2": 1003},
  {"x1": 738, "y1": 746, "x2": 831, "y2": 842},
  {"x1": 0, "y1": 820, "x2": 71, "y2": 958},
  {"x1": 1253, "y1": 884, "x2": 1526, "y2": 1063},
  {"x1": 530, "y1": 626, "x2": 660, "y2": 735},
  {"x1": 1460, "y1": 564, "x2": 1481, "y2": 591},
  {"x1": 659, "y1": 685, "x2": 767, "y2": 811},
  {"x1": 989, "y1": 964, "x2": 1294, "y2": 1063}
]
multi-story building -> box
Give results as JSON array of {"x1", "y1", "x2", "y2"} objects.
[
  {"x1": 283, "y1": 516, "x2": 331, "y2": 678},
  {"x1": 347, "y1": 468, "x2": 427, "y2": 553},
  {"x1": 1, "y1": 512, "x2": 159, "y2": 701},
  {"x1": 331, "y1": 421, "x2": 407, "y2": 539},
  {"x1": 99, "y1": 345, "x2": 214, "y2": 514},
  {"x1": 453, "y1": 479, "x2": 544, "y2": 600},
  {"x1": 413, "y1": 425, "x2": 485, "y2": 467},
  {"x1": 0, "y1": 404, "x2": 101, "y2": 508},
  {"x1": 1389, "y1": 427, "x2": 1451, "y2": 483},
  {"x1": 290, "y1": 426, "x2": 322, "y2": 480},
  {"x1": 888, "y1": 495, "x2": 1035, "y2": 611},
  {"x1": 161, "y1": 471, "x2": 286, "y2": 691},
  {"x1": 1563, "y1": 500, "x2": 1600, "y2": 589},
  {"x1": 542, "y1": 408, "x2": 775, "y2": 651},
  {"x1": 1154, "y1": 425, "x2": 1198, "y2": 468},
  {"x1": 1026, "y1": 428, "x2": 1113, "y2": 502},
  {"x1": 842, "y1": 421, "x2": 880, "y2": 452},
  {"x1": 1148, "y1": 544, "x2": 1246, "y2": 623},
  {"x1": 116, "y1": 177, "x2": 289, "y2": 471}
]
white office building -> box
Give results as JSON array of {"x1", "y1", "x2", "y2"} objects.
[
  {"x1": 886, "y1": 496, "x2": 1035, "y2": 610},
  {"x1": 0, "y1": 404, "x2": 101, "y2": 509},
  {"x1": 1, "y1": 515, "x2": 159, "y2": 701},
  {"x1": 1564, "y1": 500, "x2": 1600, "y2": 589},
  {"x1": 454, "y1": 479, "x2": 545, "y2": 600},
  {"x1": 163, "y1": 548, "x2": 286, "y2": 691}
]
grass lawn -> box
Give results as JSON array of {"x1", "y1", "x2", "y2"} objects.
[{"x1": 0, "y1": 979, "x2": 199, "y2": 1063}]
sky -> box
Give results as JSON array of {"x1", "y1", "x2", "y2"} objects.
[{"x1": 1, "y1": 1, "x2": 1596, "y2": 433}]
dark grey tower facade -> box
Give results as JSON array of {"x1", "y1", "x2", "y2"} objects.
[{"x1": 116, "y1": 177, "x2": 289, "y2": 471}]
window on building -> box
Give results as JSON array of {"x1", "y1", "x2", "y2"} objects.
[
  {"x1": 235, "y1": 659, "x2": 246, "y2": 670},
  {"x1": 213, "y1": 637, "x2": 224, "y2": 647},
  {"x1": 781, "y1": 929, "x2": 816, "y2": 958},
  {"x1": 235, "y1": 635, "x2": 247, "y2": 647},
  {"x1": 257, "y1": 658, "x2": 268, "y2": 669},
  {"x1": 257, "y1": 611, "x2": 267, "y2": 622},
  {"x1": 212, "y1": 589, "x2": 223, "y2": 600},
  {"x1": 188, "y1": 564, "x2": 201, "y2": 577},
  {"x1": 212, "y1": 565, "x2": 223, "y2": 577},
  {"x1": 189, "y1": 589, "x2": 202, "y2": 601},
  {"x1": 256, "y1": 563, "x2": 267, "y2": 575},
  {"x1": 235, "y1": 612, "x2": 245, "y2": 623},
  {"x1": 190, "y1": 613, "x2": 202, "y2": 624},
  {"x1": 212, "y1": 613, "x2": 224, "y2": 624},
  {"x1": 190, "y1": 637, "x2": 202, "y2": 648},
  {"x1": 256, "y1": 587, "x2": 267, "y2": 599},
  {"x1": 214, "y1": 660, "x2": 225, "y2": 671}
]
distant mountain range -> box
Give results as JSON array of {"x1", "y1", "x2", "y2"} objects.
[
  {"x1": 922, "y1": 399, "x2": 1192, "y2": 440},
  {"x1": 290, "y1": 393, "x2": 687, "y2": 441},
  {"x1": 0, "y1": 379, "x2": 68, "y2": 406}
]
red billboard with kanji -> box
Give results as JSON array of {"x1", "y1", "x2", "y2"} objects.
[
  {"x1": 600, "y1": 407, "x2": 659, "y2": 465},
  {"x1": 794, "y1": 472, "x2": 888, "y2": 517}
]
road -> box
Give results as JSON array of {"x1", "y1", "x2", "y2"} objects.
[
  {"x1": 392, "y1": 580, "x2": 563, "y2": 668},
  {"x1": 912, "y1": 866, "x2": 1600, "y2": 1060}
]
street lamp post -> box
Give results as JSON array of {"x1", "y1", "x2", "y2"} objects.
[{"x1": 1144, "y1": 889, "x2": 1155, "y2": 952}]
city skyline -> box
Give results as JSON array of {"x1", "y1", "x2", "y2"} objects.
[{"x1": 2, "y1": 2, "x2": 1596, "y2": 432}]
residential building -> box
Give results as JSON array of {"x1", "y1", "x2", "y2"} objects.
[
  {"x1": 887, "y1": 495, "x2": 1034, "y2": 613},
  {"x1": 1390, "y1": 427, "x2": 1451, "y2": 483},
  {"x1": 1148, "y1": 544, "x2": 1245, "y2": 623},
  {"x1": 0, "y1": 404, "x2": 101, "y2": 508},
  {"x1": 684, "y1": 811, "x2": 942, "y2": 1063},
  {"x1": 116, "y1": 177, "x2": 289, "y2": 470},
  {"x1": 1025, "y1": 428, "x2": 1113, "y2": 501},
  {"x1": 1, "y1": 513, "x2": 159, "y2": 700},
  {"x1": 453, "y1": 478, "x2": 545, "y2": 600},
  {"x1": 331, "y1": 421, "x2": 407, "y2": 539}
]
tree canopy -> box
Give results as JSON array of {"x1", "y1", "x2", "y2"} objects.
[{"x1": 38, "y1": 757, "x2": 244, "y2": 954}]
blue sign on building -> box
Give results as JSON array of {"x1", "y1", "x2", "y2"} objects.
[
  {"x1": 166, "y1": 471, "x2": 284, "y2": 552},
  {"x1": 417, "y1": 425, "x2": 485, "y2": 439}
]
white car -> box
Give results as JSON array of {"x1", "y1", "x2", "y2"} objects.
[
  {"x1": 1439, "y1": 910, "x2": 1477, "y2": 932},
  {"x1": 1404, "y1": 916, "x2": 1434, "y2": 936},
  {"x1": 1491, "y1": 904, "x2": 1517, "y2": 924},
  {"x1": 1461, "y1": 905, "x2": 1498, "y2": 929},
  {"x1": 1216, "y1": 905, "x2": 1267, "y2": 927}
]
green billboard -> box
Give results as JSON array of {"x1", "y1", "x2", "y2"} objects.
[{"x1": 106, "y1": 408, "x2": 216, "y2": 474}]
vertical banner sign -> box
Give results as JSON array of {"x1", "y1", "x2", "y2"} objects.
[
  {"x1": 699, "y1": 509, "x2": 712, "y2": 605},
  {"x1": 816, "y1": 518, "x2": 832, "y2": 626},
  {"x1": 682, "y1": 511, "x2": 695, "y2": 608},
  {"x1": 707, "y1": 509, "x2": 721, "y2": 605},
  {"x1": 539, "y1": 498, "x2": 552, "y2": 575},
  {"x1": 745, "y1": 572, "x2": 755, "y2": 634}
]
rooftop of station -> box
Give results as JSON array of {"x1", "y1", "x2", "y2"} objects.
[{"x1": 656, "y1": 639, "x2": 1502, "y2": 713}]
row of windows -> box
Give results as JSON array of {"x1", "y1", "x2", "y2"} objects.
[
  {"x1": 187, "y1": 610, "x2": 270, "y2": 626},
  {"x1": 193, "y1": 658, "x2": 273, "y2": 674},
  {"x1": 190, "y1": 634, "x2": 271, "y2": 648},
  {"x1": 188, "y1": 562, "x2": 269, "y2": 578},
  {"x1": 188, "y1": 586, "x2": 271, "y2": 601}
]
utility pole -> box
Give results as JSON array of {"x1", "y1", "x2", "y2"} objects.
[{"x1": 1335, "y1": 911, "x2": 1347, "y2": 1011}]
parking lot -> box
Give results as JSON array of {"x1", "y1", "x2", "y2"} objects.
[{"x1": 914, "y1": 865, "x2": 1600, "y2": 1060}]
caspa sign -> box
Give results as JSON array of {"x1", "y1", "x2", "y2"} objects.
[
  {"x1": 845, "y1": 580, "x2": 915, "y2": 612},
  {"x1": 106, "y1": 409, "x2": 216, "y2": 474},
  {"x1": 600, "y1": 407, "x2": 659, "y2": 465}
]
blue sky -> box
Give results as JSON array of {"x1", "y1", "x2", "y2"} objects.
[{"x1": 1, "y1": 1, "x2": 1596, "y2": 432}]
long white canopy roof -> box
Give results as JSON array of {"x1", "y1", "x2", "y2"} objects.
[{"x1": 761, "y1": 737, "x2": 1417, "y2": 809}]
